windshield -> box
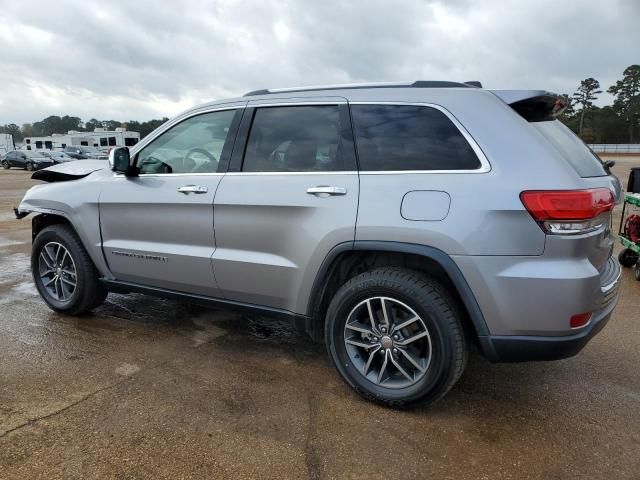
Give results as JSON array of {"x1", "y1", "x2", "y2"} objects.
[
  {"x1": 26, "y1": 151, "x2": 47, "y2": 158},
  {"x1": 80, "y1": 147, "x2": 101, "y2": 153}
]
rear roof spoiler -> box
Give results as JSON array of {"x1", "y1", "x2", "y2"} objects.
[{"x1": 490, "y1": 90, "x2": 567, "y2": 122}]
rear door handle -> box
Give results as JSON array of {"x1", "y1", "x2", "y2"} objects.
[
  {"x1": 178, "y1": 185, "x2": 208, "y2": 194},
  {"x1": 306, "y1": 186, "x2": 347, "y2": 196}
]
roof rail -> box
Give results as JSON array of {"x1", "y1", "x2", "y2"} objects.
[{"x1": 243, "y1": 80, "x2": 473, "y2": 97}]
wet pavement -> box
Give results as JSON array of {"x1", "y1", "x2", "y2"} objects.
[{"x1": 1, "y1": 162, "x2": 640, "y2": 479}]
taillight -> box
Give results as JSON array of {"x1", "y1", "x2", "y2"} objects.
[{"x1": 520, "y1": 188, "x2": 615, "y2": 235}]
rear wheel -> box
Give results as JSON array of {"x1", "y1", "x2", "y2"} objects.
[
  {"x1": 619, "y1": 248, "x2": 639, "y2": 268},
  {"x1": 1, "y1": 161, "x2": 9, "y2": 169},
  {"x1": 32, "y1": 224, "x2": 107, "y2": 314},
  {"x1": 25, "y1": 162, "x2": 34, "y2": 171},
  {"x1": 634, "y1": 262, "x2": 640, "y2": 281},
  {"x1": 325, "y1": 267, "x2": 468, "y2": 409}
]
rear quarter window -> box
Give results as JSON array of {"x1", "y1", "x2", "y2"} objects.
[
  {"x1": 533, "y1": 120, "x2": 607, "y2": 178},
  {"x1": 350, "y1": 104, "x2": 481, "y2": 171}
]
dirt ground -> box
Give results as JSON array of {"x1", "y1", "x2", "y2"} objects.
[{"x1": 1, "y1": 158, "x2": 639, "y2": 479}]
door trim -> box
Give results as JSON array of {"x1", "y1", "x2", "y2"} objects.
[{"x1": 100, "y1": 278, "x2": 311, "y2": 323}]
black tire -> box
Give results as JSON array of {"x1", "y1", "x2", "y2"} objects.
[
  {"x1": 32, "y1": 224, "x2": 107, "y2": 314},
  {"x1": 25, "y1": 162, "x2": 34, "y2": 171},
  {"x1": 325, "y1": 267, "x2": 468, "y2": 409},
  {"x1": 1, "y1": 161, "x2": 9, "y2": 169},
  {"x1": 635, "y1": 262, "x2": 640, "y2": 281},
  {"x1": 619, "y1": 248, "x2": 639, "y2": 268}
]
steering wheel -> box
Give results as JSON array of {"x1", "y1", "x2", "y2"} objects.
[{"x1": 184, "y1": 148, "x2": 217, "y2": 165}]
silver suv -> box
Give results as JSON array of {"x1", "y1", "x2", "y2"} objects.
[{"x1": 16, "y1": 81, "x2": 622, "y2": 408}]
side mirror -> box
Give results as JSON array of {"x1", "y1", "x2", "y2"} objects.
[{"x1": 109, "y1": 147, "x2": 133, "y2": 174}]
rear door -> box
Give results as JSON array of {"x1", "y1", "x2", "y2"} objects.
[
  {"x1": 212, "y1": 98, "x2": 359, "y2": 313},
  {"x1": 99, "y1": 105, "x2": 243, "y2": 297}
]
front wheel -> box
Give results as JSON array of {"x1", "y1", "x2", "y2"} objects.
[
  {"x1": 1, "y1": 161, "x2": 9, "y2": 169},
  {"x1": 325, "y1": 268, "x2": 468, "y2": 409},
  {"x1": 635, "y1": 262, "x2": 640, "y2": 281},
  {"x1": 32, "y1": 224, "x2": 107, "y2": 314}
]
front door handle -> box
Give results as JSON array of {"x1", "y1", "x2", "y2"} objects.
[
  {"x1": 178, "y1": 185, "x2": 208, "y2": 194},
  {"x1": 306, "y1": 186, "x2": 347, "y2": 196}
]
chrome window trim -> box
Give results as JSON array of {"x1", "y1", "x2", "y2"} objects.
[
  {"x1": 120, "y1": 100, "x2": 490, "y2": 177},
  {"x1": 225, "y1": 171, "x2": 358, "y2": 176},
  {"x1": 113, "y1": 172, "x2": 225, "y2": 178},
  {"x1": 247, "y1": 101, "x2": 347, "y2": 107},
  {"x1": 349, "y1": 101, "x2": 491, "y2": 174}
]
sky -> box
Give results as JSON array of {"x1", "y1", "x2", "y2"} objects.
[{"x1": 0, "y1": 0, "x2": 638, "y2": 125}]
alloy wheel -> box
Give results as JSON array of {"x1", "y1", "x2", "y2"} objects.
[
  {"x1": 38, "y1": 242, "x2": 77, "y2": 301},
  {"x1": 343, "y1": 296, "x2": 433, "y2": 389}
]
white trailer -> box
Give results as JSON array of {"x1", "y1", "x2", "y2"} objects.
[
  {"x1": 0, "y1": 133, "x2": 15, "y2": 157},
  {"x1": 24, "y1": 128, "x2": 140, "y2": 151}
]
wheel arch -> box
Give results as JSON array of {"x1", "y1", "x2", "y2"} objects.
[
  {"x1": 32, "y1": 212, "x2": 72, "y2": 240},
  {"x1": 29, "y1": 210, "x2": 113, "y2": 280},
  {"x1": 307, "y1": 241, "x2": 495, "y2": 358}
]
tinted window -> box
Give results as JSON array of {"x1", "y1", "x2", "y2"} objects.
[
  {"x1": 242, "y1": 106, "x2": 354, "y2": 172},
  {"x1": 351, "y1": 105, "x2": 481, "y2": 171},
  {"x1": 533, "y1": 121, "x2": 606, "y2": 178},
  {"x1": 137, "y1": 110, "x2": 236, "y2": 174}
]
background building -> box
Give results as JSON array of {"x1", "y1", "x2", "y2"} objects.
[{"x1": 24, "y1": 128, "x2": 140, "y2": 151}]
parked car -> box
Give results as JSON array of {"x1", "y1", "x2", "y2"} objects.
[
  {"x1": 64, "y1": 146, "x2": 109, "y2": 160},
  {"x1": 38, "y1": 151, "x2": 77, "y2": 163},
  {"x1": 16, "y1": 81, "x2": 622, "y2": 408},
  {"x1": 2, "y1": 150, "x2": 55, "y2": 171}
]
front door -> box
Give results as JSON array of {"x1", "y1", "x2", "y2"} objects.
[
  {"x1": 99, "y1": 105, "x2": 243, "y2": 297},
  {"x1": 212, "y1": 99, "x2": 359, "y2": 313}
]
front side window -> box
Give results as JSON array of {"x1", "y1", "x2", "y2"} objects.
[
  {"x1": 351, "y1": 105, "x2": 481, "y2": 171},
  {"x1": 137, "y1": 110, "x2": 236, "y2": 174},
  {"x1": 242, "y1": 105, "x2": 354, "y2": 172}
]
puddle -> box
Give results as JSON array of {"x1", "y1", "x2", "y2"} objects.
[
  {"x1": 0, "y1": 253, "x2": 30, "y2": 286},
  {"x1": 0, "y1": 238, "x2": 24, "y2": 248},
  {"x1": 246, "y1": 316, "x2": 300, "y2": 344},
  {"x1": 0, "y1": 211, "x2": 17, "y2": 222},
  {"x1": 96, "y1": 293, "x2": 188, "y2": 325}
]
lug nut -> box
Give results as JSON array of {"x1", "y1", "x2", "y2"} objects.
[
  {"x1": 372, "y1": 337, "x2": 378, "y2": 343},
  {"x1": 393, "y1": 334, "x2": 399, "y2": 340},
  {"x1": 393, "y1": 348, "x2": 398, "y2": 354},
  {"x1": 381, "y1": 326, "x2": 387, "y2": 333}
]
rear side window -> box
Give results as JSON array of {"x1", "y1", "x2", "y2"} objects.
[
  {"x1": 533, "y1": 120, "x2": 607, "y2": 178},
  {"x1": 350, "y1": 105, "x2": 481, "y2": 171},
  {"x1": 242, "y1": 105, "x2": 356, "y2": 172}
]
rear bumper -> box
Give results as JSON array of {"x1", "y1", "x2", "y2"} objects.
[{"x1": 479, "y1": 297, "x2": 616, "y2": 362}]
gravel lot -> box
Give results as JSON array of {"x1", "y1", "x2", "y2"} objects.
[{"x1": 1, "y1": 159, "x2": 639, "y2": 479}]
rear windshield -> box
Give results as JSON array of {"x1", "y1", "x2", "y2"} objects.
[{"x1": 533, "y1": 120, "x2": 607, "y2": 177}]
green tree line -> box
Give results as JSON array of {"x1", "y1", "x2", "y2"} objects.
[
  {"x1": 0, "y1": 116, "x2": 169, "y2": 143},
  {"x1": 560, "y1": 65, "x2": 640, "y2": 143},
  {"x1": 1, "y1": 64, "x2": 639, "y2": 144}
]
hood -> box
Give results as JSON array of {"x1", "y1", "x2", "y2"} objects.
[{"x1": 31, "y1": 159, "x2": 109, "y2": 183}]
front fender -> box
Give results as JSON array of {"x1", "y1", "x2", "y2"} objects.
[{"x1": 16, "y1": 173, "x2": 114, "y2": 279}]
